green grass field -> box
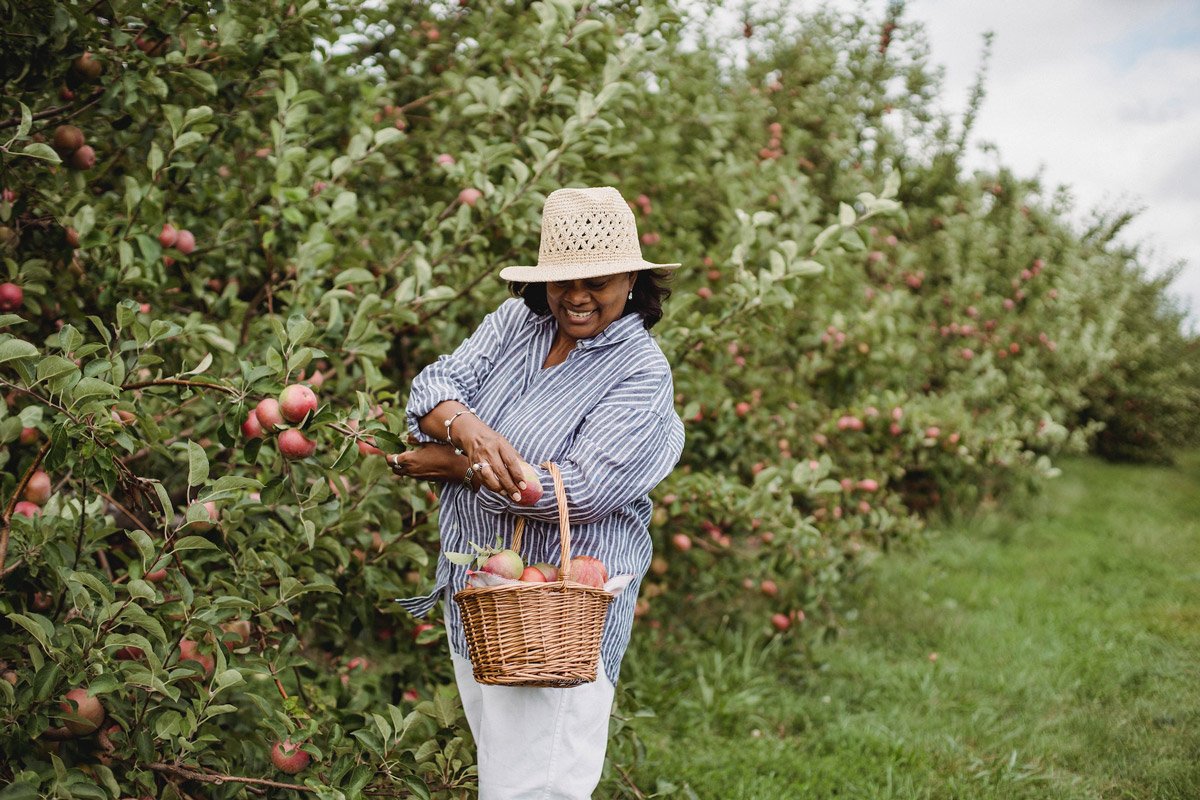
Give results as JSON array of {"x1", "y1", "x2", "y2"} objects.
[{"x1": 607, "y1": 452, "x2": 1200, "y2": 799}]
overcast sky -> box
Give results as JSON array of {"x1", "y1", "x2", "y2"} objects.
[{"x1": 901, "y1": 0, "x2": 1200, "y2": 329}]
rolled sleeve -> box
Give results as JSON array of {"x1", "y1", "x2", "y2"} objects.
[
  {"x1": 405, "y1": 300, "x2": 520, "y2": 443},
  {"x1": 477, "y1": 369, "x2": 685, "y2": 524}
]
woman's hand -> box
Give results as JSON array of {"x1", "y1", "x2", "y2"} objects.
[
  {"x1": 453, "y1": 416, "x2": 529, "y2": 502},
  {"x1": 387, "y1": 442, "x2": 463, "y2": 483}
]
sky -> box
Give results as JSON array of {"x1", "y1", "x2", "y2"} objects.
[{"x1": 902, "y1": 0, "x2": 1200, "y2": 328}]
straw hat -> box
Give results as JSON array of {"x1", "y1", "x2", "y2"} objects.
[{"x1": 499, "y1": 186, "x2": 681, "y2": 283}]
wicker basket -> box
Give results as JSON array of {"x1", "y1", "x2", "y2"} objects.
[{"x1": 454, "y1": 462, "x2": 615, "y2": 687}]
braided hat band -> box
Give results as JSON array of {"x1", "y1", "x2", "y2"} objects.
[{"x1": 498, "y1": 186, "x2": 681, "y2": 283}]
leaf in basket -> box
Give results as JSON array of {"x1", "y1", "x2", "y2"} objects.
[{"x1": 444, "y1": 551, "x2": 475, "y2": 566}]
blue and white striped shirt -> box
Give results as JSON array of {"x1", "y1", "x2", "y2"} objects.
[{"x1": 396, "y1": 297, "x2": 685, "y2": 684}]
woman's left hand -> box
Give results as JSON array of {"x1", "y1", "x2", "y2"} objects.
[{"x1": 387, "y1": 442, "x2": 461, "y2": 482}]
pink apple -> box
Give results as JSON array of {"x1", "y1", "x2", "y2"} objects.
[
  {"x1": 279, "y1": 384, "x2": 318, "y2": 423},
  {"x1": 271, "y1": 740, "x2": 311, "y2": 774},
  {"x1": 671, "y1": 533, "x2": 692, "y2": 552},
  {"x1": 175, "y1": 229, "x2": 195, "y2": 254},
  {"x1": 435, "y1": 153, "x2": 455, "y2": 166},
  {"x1": 568, "y1": 555, "x2": 608, "y2": 588},
  {"x1": 0, "y1": 282, "x2": 23, "y2": 312},
  {"x1": 278, "y1": 428, "x2": 316, "y2": 459},
  {"x1": 59, "y1": 687, "x2": 104, "y2": 736},
  {"x1": 14, "y1": 501, "x2": 41, "y2": 518},
  {"x1": 159, "y1": 224, "x2": 178, "y2": 248},
  {"x1": 178, "y1": 639, "x2": 214, "y2": 678},
  {"x1": 519, "y1": 566, "x2": 548, "y2": 583},
  {"x1": 481, "y1": 549, "x2": 523, "y2": 580},
  {"x1": 771, "y1": 613, "x2": 790, "y2": 632},
  {"x1": 255, "y1": 398, "x2": 285, "y2": 430},
  {"x1": 531, "y1": 562, "x2": 559, "y2": 581},
  {"x1": 19, "y1": 427, "x2": 38, "y2": 445},
  {"x1": 242, "y1": 411, "x2": 264, "y2": 439},
  {"x1": 760, "y1": 580, "x2": 778, "y2": 597},
  {"x1": 458, "y1": 187, "x2": 482, "y2": 206},
  {"x1": 25, "y1": 470, "x2": 51, "y2": 505},
  {"x1": 514, "y1": 461, "x2": 543, "y2": 505},
  {"x1": 856, "y1": 478, "x2": 879, "y2": 492}
]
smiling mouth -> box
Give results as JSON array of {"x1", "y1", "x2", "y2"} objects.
[{"x1": 565, "y1": 309, "x2": 595, "y2": 321}]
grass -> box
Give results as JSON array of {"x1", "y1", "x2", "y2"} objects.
[{"x1": 603, "y1": 451, "x2": 1200, "y2": 799}]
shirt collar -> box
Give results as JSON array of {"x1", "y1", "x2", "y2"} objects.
[{"x1": 537, "y1": 311, "x2": 645, "y2": 351}]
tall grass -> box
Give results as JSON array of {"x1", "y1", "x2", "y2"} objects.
[{"x1": 602, "y1": 452, "x2": 1200, "y2": 799}]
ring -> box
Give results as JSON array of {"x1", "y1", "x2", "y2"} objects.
[{"x1": 473, "y1": 461, "x2": 490, "y2": 471}]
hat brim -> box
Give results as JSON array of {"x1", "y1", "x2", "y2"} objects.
[{"x1": 499, "y1": 259, "x2": 682, "y2": 283}]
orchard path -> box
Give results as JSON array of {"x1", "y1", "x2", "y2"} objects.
[{"x1": 614, "y1": 451, "x2": 1200, "y2": 799}]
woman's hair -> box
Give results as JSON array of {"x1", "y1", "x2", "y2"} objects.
[{"x1": 508, "y1": 269, "x2": 673, "y2": 329}]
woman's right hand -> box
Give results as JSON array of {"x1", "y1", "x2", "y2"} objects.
[{"x1": 454, "y1": 416, "x2": 530, "y2": 502}]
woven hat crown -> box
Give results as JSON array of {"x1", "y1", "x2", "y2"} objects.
[
  {"x1": 499, "y1": 186, "x2": 679, "y2": 282},
  {"x1": 538, "y1": 187, "x2": 642, "y2": 266}
]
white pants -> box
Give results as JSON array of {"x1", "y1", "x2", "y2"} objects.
[{"x1": 451, "y1": 651, "x2": 615, "y2": 799}]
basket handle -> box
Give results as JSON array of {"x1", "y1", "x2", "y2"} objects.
[{"x1": 509, "y1": 461, "x2": 572, "y2": 582}]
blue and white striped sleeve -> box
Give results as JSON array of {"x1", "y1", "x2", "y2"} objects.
[
  {"x1": 405, "y1": 299, "x2": 522, "y2": 444},
  {"x1": 476, "y1": 363, "x2": 685, "y2": 524}
]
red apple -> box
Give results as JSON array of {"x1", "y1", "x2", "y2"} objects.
[
  {"x1": 65, "y1": 227, "x2": 80, "y2": 247},
  {"x1": 514, "y1": 461, "x2": 542, "y2": 505},
  {"x1": 178, "y1": 639, "x2": 214, "y2": 678},
  {"x1": 0, "y1": 282, "x2": 23, "y2": 311},
  {"x1": 735, "y1": 401, "x2": 751, "y2": 417},
  {"x1": 531, "y1": 562, "x2": 559, "y2": 581},
  {"x1": 255, "y1": 397, "x2": 285, "y2": 430},
  {"x1": 69, "y1": 145, "x2": 96, "y2": 170},
  {"x1": 671, "y1": 533, "x2": 692, "y2": 552},
  {"x1": 159, "y1": 224, "x2": 178, "y2": 248},
  {"x1": 174, "y1": 229, "x2": 195, "y2": 255},
  {"x1": 19, "y1": 427, "x2": 38, "y2": 445},
  {"x1": 760, "y1": 580, "x2": 778, "y2": 597},
  {"x1": 480, "y1": 549, "x2": 523, "y2": 580},
  {"x1": 242, "y1": 411, "x2": 264, "y2": 439},
  {"x1": 14, "y1": 501, "x2": 41, "y2": 518},
  {"x1": 271, "y1": 739, "x2": 311, "y2": 774},
  {"x1": 186, "y1": 500, "x2": 218, "y2": 531},
  {"x1": 568, "y1": 555, "x2": 607, "y2": 588},
  {"x1": 278, "y1": 428, "x2": 316, "y2": 459},
  {"x1": 25, "y1": 470, "x2": 51, "y2": 505},
  {"x1": 59, "y1": 687, "x2": 104, "y2": 736},
  {"x1": 771, "y1": 613, "x2": 790, "y2": 632},
  {"x1": 519, "y1": 566, "x2": 548, "y2": 582},
  {"x1": 145, "y1": 567, "x2": 168, "y2": 583},
  {"x1": 278, "y1": 384, "x2": 318, "y2": 423}
]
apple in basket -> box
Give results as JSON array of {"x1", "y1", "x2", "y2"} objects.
[
  {"x1": 481, "y1": 549, "x2": 524, "y2": 580},
  {"x1": 531, "y1": 562, "x2": 559, "y2": 581},
  {"x1": 519, "y1": 566, "x2": 548, "y2": 582},
  {"x1": 569, "y1": 556, "x2": 608, "y2": 588}
]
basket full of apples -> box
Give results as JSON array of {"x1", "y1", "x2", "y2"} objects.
[{"x1": 452, "y1": 462, "x2": 616, "y2": 688}]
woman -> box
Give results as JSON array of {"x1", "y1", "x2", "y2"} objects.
[{"x1": 392, "y1": 186, "x2": 685, "y2": 798}]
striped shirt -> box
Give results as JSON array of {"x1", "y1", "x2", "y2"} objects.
[{"x1": 395, "y1": 297, "x2": 685, "y2": 684}]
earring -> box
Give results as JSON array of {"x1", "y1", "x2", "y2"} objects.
[{"x1": 628, "y1": 290, "x2": 633, "y2": 300}]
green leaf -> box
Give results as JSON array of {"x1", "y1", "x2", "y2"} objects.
[
  {"x1": 0, "y1": 338, "x2": 38, "y2": 365},
  {"x1": 373, "y1": 127, "x2": 405, "y2": 147},
  {"x1": 36, "y1": 355, "x2": 79, "y2": 383},
  {"x1": 180, "y1": 68, "x2": 218, "y2": 95},
  {"x1": 6, "y1": 613, "x2": 53, "y2": 653},
  {"x1": 68, "y1": 376, "x2": 119, "y2": 406},
  {"x1": 128, "y1": 529, "x2": 156, "y2": 565},
  {"x1": 20, "y1": 142, "x2": 61, "y2": 163},
  {"x1": 838, "y1": 202, "x2": 856, "y2": 227},
  {"x1": 186, "y1": 440, "x2": 209, "y2": 486},
  {"x1": 173, "y1": 535, "x2": 220, "y2": 553}
]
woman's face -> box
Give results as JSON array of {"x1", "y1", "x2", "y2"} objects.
[{"x1": 545, "y1": 272, "x2": 637, "y2": 344}]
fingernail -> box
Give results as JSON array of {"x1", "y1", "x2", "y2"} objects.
[
  {"x1": 518, "y1": 481, "x2": 527, "y2": 490},
  {"x1": 511, "y1": 492, "x2": 521, "y2": 501}
]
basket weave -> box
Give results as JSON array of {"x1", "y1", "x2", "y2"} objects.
[{"x1": 454, "y1": 462, "x2": 614, "y2": 687}]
